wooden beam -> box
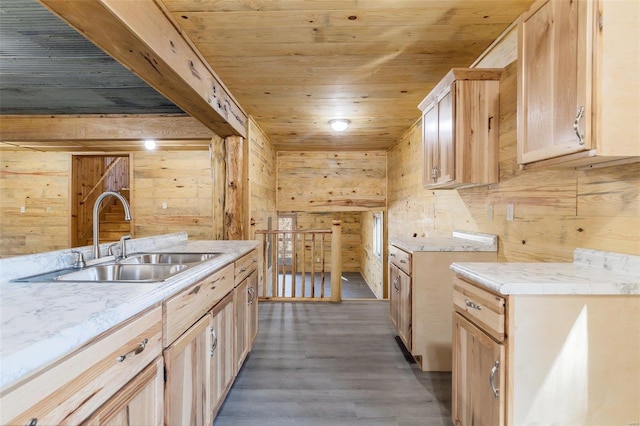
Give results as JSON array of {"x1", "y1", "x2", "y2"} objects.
[
  {"x1": 210, "y1": 136, "x2": 225, "y2": 240},
  {"x1": 0, "y1": 115, "x2": 212, "y2": 141},
  {"x1": 38, "y1": 0, "x2": 247, "y2": 138}
]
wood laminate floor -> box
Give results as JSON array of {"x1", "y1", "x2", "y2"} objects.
[{"x1": 215, "y1": 301, "x2": 452, "y2": 425}]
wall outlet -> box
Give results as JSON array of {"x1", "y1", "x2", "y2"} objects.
[
  {"x1": 487, "y1": 203, "x2": 494, "y2": 221},
  {"x1": 507, "y1": 204, "x2": 515, "y2": 221},
  {"x1": 46, "y1": 207, "x2": 52, "y2": 213},
  {"x1": 20, "y1": 206, "x2": 25, "y2": 213},
  {"x1": 162, "y1": 202, "x2": 168, "y2": 209},
  {"x1": 316, "y1": 257, "x2": 320, "y2": 263}
]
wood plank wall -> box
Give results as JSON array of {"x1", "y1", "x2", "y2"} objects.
[
  {"x1": 132, "y1": 149, "x2": 219, "y2": 240},
  {"x1": 276, "y1": 150, "x2": 387, "y2": 292},
  {"x1": 247, "y1": 118, "x2": 277, "y2": 239},
  {"x1": 388, "y1": 28, "x2": 640, "y2": 261},
  {"x1": 276, "y1": 151, "x2": 386, "y2": 212},
  {"x1": 294, "y1": 211, "x2": 362, "y2": 273},
  {"x1": 0, "y1": 152, "x2": 70, "y2": 256}
]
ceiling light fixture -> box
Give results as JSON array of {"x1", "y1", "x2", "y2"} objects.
[
  {"x1": 329, "y1": 119, "x2": 350, "y2": 132},
  {"x1": 144, "y1": 139, "x2": 157, "y2": 150}
]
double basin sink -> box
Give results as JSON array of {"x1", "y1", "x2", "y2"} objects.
[{"x1": 13, "y1": 252, "x2": 221, "y2": 283}]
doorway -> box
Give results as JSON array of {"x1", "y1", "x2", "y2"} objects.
[{"x1": 71, "y1": 154, "x2": 131, "y2": 247}]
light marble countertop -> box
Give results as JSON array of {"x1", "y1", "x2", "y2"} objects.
[
  {"x1": 0, "y1": 233, "x2": 259, "y2": 390},
  {"x1": 390, "y1": 230, "x2": 498, "y2": 252},
  {"x1": 450, "y1": 248, "x2": 640, "y2": 296}
]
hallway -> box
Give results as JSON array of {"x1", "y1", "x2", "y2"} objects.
[{"x1": 215, "y1": 301, "x2": 451, "y2": 425}]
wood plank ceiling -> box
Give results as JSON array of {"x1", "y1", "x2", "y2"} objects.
[{"x1": 0, "y1": 0, "x2": 536, "y2": 151}]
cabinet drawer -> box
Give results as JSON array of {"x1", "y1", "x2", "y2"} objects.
[
  {"x1": 1, "y1": 306, "x2": 162, "y2": 426},
  {"x1": 389, "y1": 245, "x2": 411, "y2": 275},
  {"x1": 453, "y1": 277, "x2": 505, "y2": 342},
  {"x1": 235, "y1": 249, "x2": 259, "y2": 285},
  {"x1": 164, "y1": 263, "x2": 234, "y2": 346}
]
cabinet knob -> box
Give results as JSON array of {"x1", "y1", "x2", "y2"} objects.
[{"x1": 27, "y1": 419, "x2": 38, "y2": 426}]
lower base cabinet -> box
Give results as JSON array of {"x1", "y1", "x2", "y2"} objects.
[
  {"x1": 164, "y1": 292, "x2": 235, "y2": 426},
  {"x1": 452, "y1": 313, "x2": 505, "y2": 426},
  {"x1": 83, "y1": 357, "x2": 164, "y2": 426},
  {"x1": 452, "y1": 275, "x2": 640, "y2": 425}
]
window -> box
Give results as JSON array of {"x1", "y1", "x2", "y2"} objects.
[
  {"x1": 277, "y1": 213, "x2": 296, "y2": 268},
  {"x1": 373, "y1": 212, "x2": 383, "y2": 258}
]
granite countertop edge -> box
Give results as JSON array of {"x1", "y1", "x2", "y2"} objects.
[{"x1": 450, "y1": 248, "x2": 640, "y2": 296}]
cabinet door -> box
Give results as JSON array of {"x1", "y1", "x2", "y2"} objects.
[
  {"x1": 235, "y1": 278, "x2": 249, "y2": 371},
  {"x1": 82, "y1": 358, "x2": 163, "y2": 426},
  {"x1": 210, "y1": 293, "x2": 235, "y2": 417},
  {"x1": 246, "y1": 270, "x2": 259, "y2": 350},
  {"x1": 453, "y1": 313, "x2": 505, "y2": 426},
  {"x1": 164, "y1": 313, "x2": 213, "y2": 426},
  {"x1": 389, "y1": 263, "x2": 401, "y2": 328},
  {"x1": 422, "y1": 101, "x2": 439, "y2": 186},
  {"x1": 397, "y1": 267, "x2": 412, "y2": 350},
  {"x1": 518, "y1": 0, "x2": 591, "y2": 164},
  {"x1": 436, "y1": 86, "x2": 455, "y2": 185}
]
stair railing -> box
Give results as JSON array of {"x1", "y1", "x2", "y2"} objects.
[{"x1": 255, "y1": 220, "x2": 342, "y2": 302}]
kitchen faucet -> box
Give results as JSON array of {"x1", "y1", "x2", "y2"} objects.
[{"x1": 92, "y1": 191, "x2": 132, "y2": 259}]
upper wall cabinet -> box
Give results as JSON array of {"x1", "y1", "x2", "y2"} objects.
[
  {"x1": 418, "y1": 68, "x2": 502, "y2": 189},
  {"x1": 517, "y1": 0, "x2": 640, "y2": 168}
]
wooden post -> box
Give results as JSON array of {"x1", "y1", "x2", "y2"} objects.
[
  {"x1": 224, "y1": 136, "x2": 244, "y2": 240},
  {"x1": 330, "y1": 220, "x2": 342, "y2": 302},
  {"x1": 210, "y1": 137, "x2": 225, "y2": 240}
]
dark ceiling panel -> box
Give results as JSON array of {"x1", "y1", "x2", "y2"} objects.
[{"x1": 0, "y1": 0, "x2": 183, "y2": 115}]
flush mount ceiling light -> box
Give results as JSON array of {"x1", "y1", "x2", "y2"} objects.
[
  {"x1": 329, "y1": 119, "x2": 350, "y2": 132},
  {"x1": 144, "y1": 139, "x2": 157, "y2": 150}
]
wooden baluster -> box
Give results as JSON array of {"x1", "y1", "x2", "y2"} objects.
[
  {"x1": 291, "y1": 232, "x2": 297, "y2": 298},
  {"x1": 331, "y1": 220, "x2": 342, "y2": 302},
  {"x1": 310, "y1": 233, "x2": 316, "y2": 299}
]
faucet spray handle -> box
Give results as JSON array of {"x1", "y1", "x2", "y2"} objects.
[{"x1": 71, "y1": 251, "x2": 87, "y2": 269}]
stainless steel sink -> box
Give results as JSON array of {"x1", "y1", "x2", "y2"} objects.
[
  {"x1": 120, "y1": 252, "x2": 221, "y2": 265},
  {"x1": 11, "y1": 251, "x2": 221, "y2": 283},
  {"x1": 55, "y1": 263, "x2": 188, "y2": 282}
]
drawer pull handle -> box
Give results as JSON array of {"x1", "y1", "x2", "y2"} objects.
[
  {"x1": 240, "y1": 267, "x2": 247, "y2": 272},
  {"x1": 465, "y1": 299, "x2": 482, "y2": 310},
  {"x1": 117, "y1": 338, "x2": 148, "y2": 362},
  {"x1": 27, "y1": 419, "x2": 38, "y2": 426},
  {"x1": 390, "y1": 253, "x2": 396, "y2": 257},
  {"x1": 400, "y1": 260, "x2": 406, "y2": 264},
  {"x1": 489, "y1": 360, "x2": 500, "y2": 399}
]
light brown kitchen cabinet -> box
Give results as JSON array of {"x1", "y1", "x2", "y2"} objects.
[
  {"x1": 389, "y1": 261, "x2": 411, "y2": 348},
  {"x1": 82, "y1": 357, "x2": 164, "y2": 426},
  {"x1": 418, "y1": 68, "x2": 502, "y2": 189},
  {"x1": 234, "y1": 250, "x2": 259, "y2": 370},
  {"x1": 164, "y1": 311, "x2": 212, "y2": 426},
  {"x1": 389, "y1": 241, "x2": 497, "y2": 372},
  {"x1": 452, "y1": 280, "x2": 506, "y2": 426},
  {"x1": 0, "y1": 306, "x2": 163, "y2": 426},
  {"x1": 164, "y1": 284, "x2": 236, "y2": 426},
  {"x1": 518, "y1": 0, "x2": 640, "y2": 167},
  {"x1": 452, "y1": 274, "x2": 640, "y2": 425},
  {"x1": 210, "y1": 293, "x2": 236, "y2": 416}
]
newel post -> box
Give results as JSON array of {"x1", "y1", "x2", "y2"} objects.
[{"x1": 330, "y1": 219, "x2": 342, "y2": 302}]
